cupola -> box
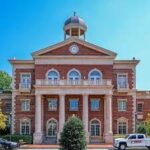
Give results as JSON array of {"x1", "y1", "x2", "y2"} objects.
[{"x1": 63, "y1": 12, "x2": 87, "y2": 40}]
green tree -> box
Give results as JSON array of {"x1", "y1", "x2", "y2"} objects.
[
  {"x1": 0, "y1": 71, "x2": 12, "y2": 90},
  {"x1": 137, "y1": 123, "x2": 147, "y2": 134},
  {"x1": 145, "y1": 113, "x2": 150, "y2": 135},
  {"x1": 0, "y1": 101, "x2": 7, "y2": 129},
  {"x1": 59, "y1": 115, "x2": 86, "y2": 150}
]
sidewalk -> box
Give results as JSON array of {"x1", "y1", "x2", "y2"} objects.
[{"x1": 20, "y1": 144, "x2": 113, "y2": 149}]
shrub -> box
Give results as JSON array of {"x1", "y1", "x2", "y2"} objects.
[
  {"x1": 59, "y1": 115, "x2": 86, "y2": 150},
  {"x1": 137, "y1": 124, "x2": 147, "y2": 134},
  {"x1": 1, "y1": 134, "x2": 32, "y2": 144}
]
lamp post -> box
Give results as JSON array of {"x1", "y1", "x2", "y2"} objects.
[
  {"x1": 9, "y1": 112, "x2": 12, "y2": 141},
  {"x1": 135, "y1": 112, "x2": 137, "y2": 133}
]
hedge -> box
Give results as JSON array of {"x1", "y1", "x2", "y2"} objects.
[{"x1": 1, "y1": 134, "x2": 32, "y2": 144}]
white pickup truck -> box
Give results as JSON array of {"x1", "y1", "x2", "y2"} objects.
[{"x1": 114, "y1": 133, "x2": 150, "y2": 150}]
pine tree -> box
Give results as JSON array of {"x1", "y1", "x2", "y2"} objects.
[{"x1": 59, "y1": 115, "x2": 86, "y2": 150}]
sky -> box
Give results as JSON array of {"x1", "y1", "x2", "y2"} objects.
[{"x1": 0, "y1": 0, "x2": 150, "y2": 90}]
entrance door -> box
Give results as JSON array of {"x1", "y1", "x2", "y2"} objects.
[
  {"x1": 46, "y1": 120, "x2": 57, "y2": 144},
  {"x1": 90, "y1": 120, "x2": 101, "y2": 143}
]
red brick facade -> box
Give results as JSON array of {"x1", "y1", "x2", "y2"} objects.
[{"x1": 9, "y1": 36, "x2": 149, "y2": 144}]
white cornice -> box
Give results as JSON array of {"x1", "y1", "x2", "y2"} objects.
[
  {"x1": 113, "y1": 60, "x2": 140, "y2": 69},
  {"x1": 35, "y1": 57, "x2": 114, "y2": 65}
]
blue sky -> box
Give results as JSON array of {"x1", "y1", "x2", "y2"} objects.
[{"x1": 0, "y1": 0, "x2": 150, "y2": 90}]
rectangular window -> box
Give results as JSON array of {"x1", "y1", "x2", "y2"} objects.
[
  {"x1": 117, "y1": 74, "x2": 128, "y2": 89},
  {"x1": 21, "y1": 100, "x2": 30, "y2": 111},
  {"x1": 137, "y1": 103, "x2": 143, "y2": 112},
  {"x1": 20, "y1": 73, "x2": 31, "y2": 88},
  {"x1": 118, "y1": 122, "x2": 127, "y2": 134},
  {"x1": 48, "y1": 99, "x2": 57, "y2": 111},
  {"x1": 118, "y1": 100, "x2": 127, "y2": 111},
  {"x1": 70, "y1": 99, "x2": 78, "y2": 111},
  {"x1": 21, "y1": 121, "x2": 30, "y2": 135},
  {"x1": 5, "y1": 103, "x2": 11, "y2": 113},
  {"x1": 91, "y1": 99, "x2": 100, "y2": 111}
]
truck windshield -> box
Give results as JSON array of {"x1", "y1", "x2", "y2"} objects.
[{"x1": 125, "y1": 135, "x2": 130, "y2": 139}]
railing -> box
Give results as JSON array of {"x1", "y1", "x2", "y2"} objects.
[
  {"x1": 36, "y1": 79, "x2": 112, "y2": 86},
  {"x1": 19, "y1": 83, "x2": 31, "y2": 92}
]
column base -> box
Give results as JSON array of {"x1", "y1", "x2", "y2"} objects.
[
  {"x1": 85, "y1": 132, "x2": 89, "y2": 144},
  {"x1": 104, "y1": 133, "x2": 113, "y2": 144},
  {"x1": 33, "y1": 132, "x2": 43, "y2": 144}
]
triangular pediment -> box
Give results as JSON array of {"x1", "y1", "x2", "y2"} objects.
[{"x1": 32, "y1": 38, "x2": 117, "y2": 57}]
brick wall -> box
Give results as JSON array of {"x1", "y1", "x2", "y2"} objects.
[
  {"x1": 137, "y1": 99, "x2": 150, "y2": 121},
  {"x1": 15, "y1": 69, "x2": 35, "y2": 89},
  {"x1": 15, "y1": 95, "x2": 35, "y2": 134},
  {"x1": 113, "y1": 69, "x2": 133, "y2": 89},
  {"x1": 35, "y1": 64, "x2": 113, "y2": 80},
  {"x1": 112, "y1": 95, "x2": 133, "y2": 134}
]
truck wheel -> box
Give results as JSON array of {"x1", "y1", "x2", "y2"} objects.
[
  {"x1": 147, "y1": 146, "x2": 150, "y2": 150},
  {"x1": 119, "y1": 143, "x2": 126, "y2": 150}
]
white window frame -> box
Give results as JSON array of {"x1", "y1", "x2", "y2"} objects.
[
  {"x1": 21, "y1": 99, "x2": 30, "y2": 111},
  {"x1": 69, "y1": 98, "x2": 79, "y2": 111},
  {"x1": 117, "y1": 73, "x2": 128, "y2": 89},
  {"x1": 88, "y1": 68, "x2": 102, "y2": 85},
  {"x1": 90, "y1": 118, "x2": 101, "y2": 137},
  {"x1": 46, "y1": 118, "x2": 58, "y2": 137},
  {"x1": 118, "y1": 99, "x2": 127, "y2": 111},
  {"x1": 137, "y1": 102, "x2": 143, "y2": 113},
  {"x1": 91, "y1": 98, "x2": 100, "y2": 111},
  {"x1": 48, "y1": 99, "x2": 57, "y2": 111},
  {"x1": 67, "y1": 68, "x2": 81, "y2": 85},
  {"x1": 20, "y1": 73, "x2": 31, "y2": 83},
  {"x1": 46, "y1": 69, "x2": 60, "y2": 80},
  {"x1": 117, "y1": 117, "x2": 128, "y2": 134},
  {"x1": 20, "y1": 118, "x2": 31, "y2": 135},
  {"x1": 20, "y1": 73, "x2": 31, "y2": 89}
]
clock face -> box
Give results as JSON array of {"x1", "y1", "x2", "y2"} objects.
[{"x1": 69, "y1": 44, "x2": 79, "y2": 54}]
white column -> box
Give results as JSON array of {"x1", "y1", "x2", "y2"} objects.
[
  {"x1": 33, "y1": 95, "x2": 43, "y2": 144},
  {"x1": 104, "y1": 95, "x2": 113, "y2": 143},
  {"x1": 58, "y1": 94, "x2": 65, "y2": 140},
  {"x1": 83, "y1": 94, "x2": 89, "y2": 143}
]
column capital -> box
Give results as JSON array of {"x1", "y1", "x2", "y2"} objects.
[{"x1": 83, "y1": 93, "x2": 89, "y2": 96}]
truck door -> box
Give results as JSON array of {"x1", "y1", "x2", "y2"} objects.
[
  {"x1": 136, "y1": 134, "x2": 145, "y2": 147},
  {"x1": 127, "y1": 134, "x2": 137, "y2": 147}
]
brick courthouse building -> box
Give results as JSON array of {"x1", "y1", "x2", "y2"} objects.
[{"x1": 9, "y1": 15, "x2": 150, "y2": 144}]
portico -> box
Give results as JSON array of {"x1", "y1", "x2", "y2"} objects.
[{"x1": 33, "y1": 84, "x2": 113, "y2": 144}]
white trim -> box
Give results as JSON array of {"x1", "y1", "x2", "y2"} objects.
[
  {"x1": 47, "y1": 98, "x2": 58, "y2": 111},
  {"x1": 90, "y1": 118, "x2": 101, "y2": 137},
  {"x1": 46, "y1": 118, "x2": 58, "y2": 137},
  {"x1": 90, "y1": 98, "x2": 100, "y2": 111},
  {"x1": 117, "y1": 117, "x2": 128, "y2": 134},
  {"x1": 20, "y1": 118, "x2": 31, "y2": 135},
  {"x1": 118, "y1": 99, "x2": 127, "y2": 112},
  {"x1": 117, "y1": 73, "x2": 129, "y2": 90},
  {"x1": 20, "y1": 99, "x2": 30, "y2": 112},
  {"x1": 67, "y1": 68, "x2": 81, "y2": 80},
  {"x1": 45, "y1": 68, "x2": 60, "y2": 80},
  {"x1": 34, "y1": 57, "x2": 114, "y2": 65},
  {"x1": 32, "y1": 37, "x2": 117, "y2": 57}
]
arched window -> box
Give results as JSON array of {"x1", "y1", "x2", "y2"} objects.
[
  {"x1": 89, "y1": 69, "x2": 102, "y2": 85},
  {"x1": 90, "y1": 119, "x2": 100, "y2": 136},
  {"x1": 67, "y1": 69, "x2": 81, "y2": 85},
  {"x1": 46, "y1": 69, "x2": 60, "y2": 85},
  {"x1": 20, "y1": 119, "x2": 31, "y2": 135},
  {"x1": 117, "y1": 117, "x2": 128, "y2": 134},
  {"x1": 47, "y1": 119, "x2": 57, "y2": 137}
]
